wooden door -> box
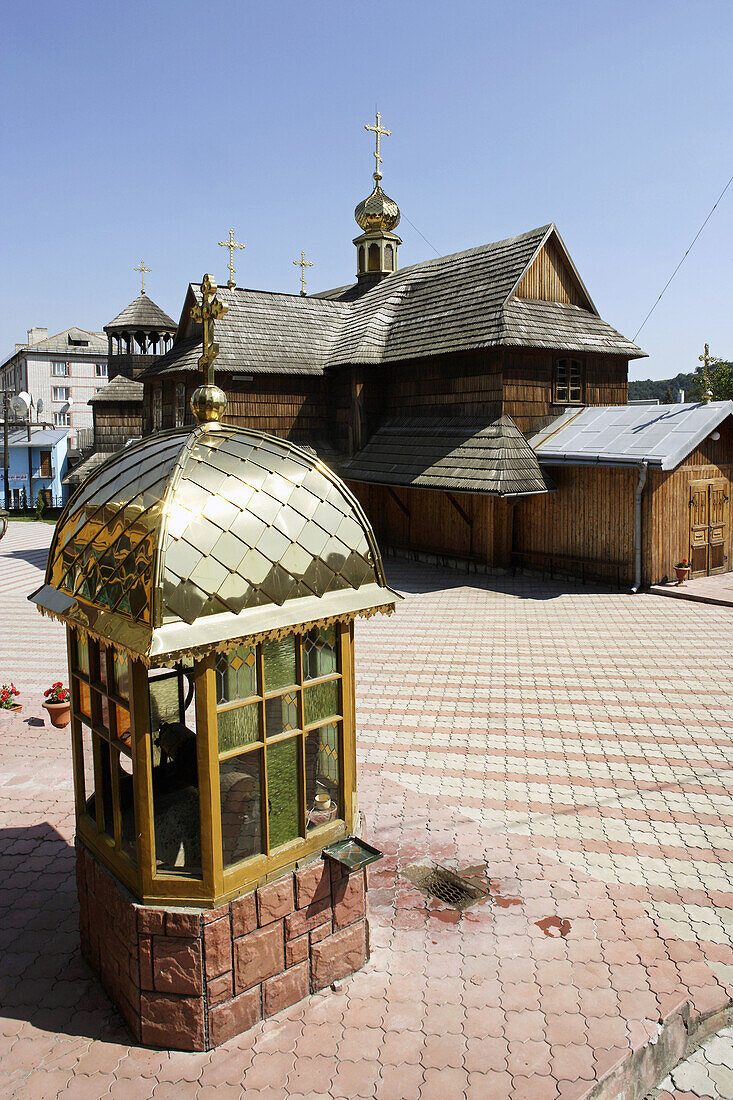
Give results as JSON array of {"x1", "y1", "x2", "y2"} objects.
[{"x1": 689, "y1": 479, "x2": 729, "y2": 577}]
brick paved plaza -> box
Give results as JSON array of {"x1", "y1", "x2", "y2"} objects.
[{"x1": 2, "y1": 521, "x2": 733, "y2": 1098}]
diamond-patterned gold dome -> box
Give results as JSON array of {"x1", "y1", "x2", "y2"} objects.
[{"x1": 354, "y1": 181, "x2": 401, "y2": 233}]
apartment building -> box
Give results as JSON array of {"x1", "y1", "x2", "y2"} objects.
[{"x1": 0, "y1": 326, "x2": 109, "y2": 446}]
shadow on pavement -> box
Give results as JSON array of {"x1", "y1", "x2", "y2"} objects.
[{"x1": 0, "y1": 822, "x2": 135, "y2": 1046}]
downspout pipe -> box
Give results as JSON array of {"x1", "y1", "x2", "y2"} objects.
[{"x1": 631, "y1": 460, "x2": 648, "y2": 593}]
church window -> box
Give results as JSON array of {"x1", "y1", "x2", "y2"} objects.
[
  {"x1": 368, "y1": 243, "x2": 380, "y2": 271},
  {"x1": 153, "y1": 388, "x2": 162, "y2": 431},
  {"x1": 554, "y1": 358, "x2": 583, "y2": 404},
  {"x1": 384, "y1": 244, "x2": 394, "y2": 271},
  {"x1": 175, "y1": 383, "x2": 186, "y2": 428},
  {"x1": 358, "y1": 245, "x2": 365, "y2": 274}
]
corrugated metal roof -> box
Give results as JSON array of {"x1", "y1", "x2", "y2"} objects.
[
  {"x1": 342, "y1": 415, "x2": 549, "y2": 495},
  {"x1": 530, "y1": 402, "x2": 733, "y2": 470},
  {"x1": 6, "y1": 428, "x2": 68, "y2": 448}
]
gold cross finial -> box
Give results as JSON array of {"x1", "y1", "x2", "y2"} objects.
[
  {"x1": 134, "y1": 260, "x2": 151, "y2": 294},
  {"x1": 190, "y1": 275, "x2": 228, "y2": 383},
  {"x1": 189, "y1": 274, "x2": 229, "y2": 423},
  {"x1": 218, "y1": 229, "x2": 245, "y2": 289},
  {"x1": 699, "y1": 342, "x2": 715, "y2": 404},
  {"x1": 365, "y1": 111, "x2": 391, "y2": 181},
  {"x1": 293, "y1": 251, "x2": 314, "y2": 296}
]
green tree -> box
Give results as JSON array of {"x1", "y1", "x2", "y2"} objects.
[
  {"x1": 691, "y1": 356, "x2": 733, "y2": 402},
  {"x1": 663, "y1": 386, "x2": 674, "y2": 404}
]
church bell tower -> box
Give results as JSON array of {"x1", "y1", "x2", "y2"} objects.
[{"x1": 354, "y1": 112, "x2": 401, "y2": 284}]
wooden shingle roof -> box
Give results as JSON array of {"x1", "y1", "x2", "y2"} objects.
[
  {"x1": 141, "y1": 224, "x2": 644, "y2": 380},
  {"x1": 88, "y1": 375, "x2": 144, "y2": 403},
  {"x1": 341, "y1": 415, "x2": 550, "y2": 496},
  {"x1": 105, "y1": 294, "x2": 176, "y2": 331}
]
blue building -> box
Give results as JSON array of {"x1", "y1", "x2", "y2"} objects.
[{"x1": 4, "y1": 427, "x2": 69, "y2": 508}]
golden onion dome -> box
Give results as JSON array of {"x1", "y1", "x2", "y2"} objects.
[{"x1": 354, "y1": 179, "x2": 401, "y2": 233}]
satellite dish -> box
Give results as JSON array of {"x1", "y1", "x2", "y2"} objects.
[
  {"x1": 11, "y1": 392, "x2": 31, "y2": 419},
  {"x1": 36, "y1": 398, "x2": 44, "y2": 414}
]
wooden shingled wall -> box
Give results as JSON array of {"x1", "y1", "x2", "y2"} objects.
[
  {"x1": 514, "y1": 466, "x2": 637, "y2": 585},
  {"x1": 514, "y1": 237, "x2": 592, "y2": 309},
  {"x1": 502, "y1": 349, "x2": 628, "y2": 434}
]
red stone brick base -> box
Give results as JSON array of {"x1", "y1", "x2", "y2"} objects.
[{"x1": 76, "y1": 842, "x2": 369, "y2": 1050}]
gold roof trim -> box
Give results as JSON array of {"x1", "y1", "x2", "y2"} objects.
[{"x1": 31, "y1": 585, "x2": 395, "y2": 668}]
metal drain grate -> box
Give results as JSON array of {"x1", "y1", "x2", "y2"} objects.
[{"x1": 403, "y1": 862, "x2": 488, "y2": 911}]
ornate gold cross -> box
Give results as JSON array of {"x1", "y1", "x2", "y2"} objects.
[
  {"x1": 699, "y1": 342, "x2": 715, "y2": 403},
  {"x1": 365, "y1": 111, "x2": 391, "y2": 179},
  {"x1": 190, "y1": 274, "x2": 228, "y2": 382},
  {"x1": 134, "y1": 260, "x2": 151, "y2": 294},
  {"x1": 218, "y1": 229, "x2": 245, "y2": 289},
  {"x1": 293, "y1": 250, "x2": 314, "y2": 296}
]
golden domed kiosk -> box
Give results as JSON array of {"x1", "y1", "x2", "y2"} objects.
[
  {"x1": 353, "y1": 112, "x2": 402, "y2": 281},
  {"x1": 30, "y1": 276, "x2": 398, "y2": 1050}
]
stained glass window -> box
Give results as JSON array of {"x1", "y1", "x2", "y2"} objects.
[
  {"x1": 306, "y1": 723, "x2": 340, "y2": 832},
  {"x1": 263, "y1": 636, "x2": 296, "y2": 692},
  {"x1": 267, "y1": 738, "x2": 300, "y2": 849},
  {"x1": 303, "y1": 679, "x2": 339, "y2": 727},
  {"x1": 265, "y1": 691, "x2": 299, "y2": 737},
  {"x1": 303, "y1": 626, "x2": 338, "y2": 680},
  {"x1": 216, "y1": 645, "x2": 257, "y2": 704}
]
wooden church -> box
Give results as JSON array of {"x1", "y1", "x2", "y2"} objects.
[{"x1": 110, "y1": 117, "x2": 732, "y2": 589}]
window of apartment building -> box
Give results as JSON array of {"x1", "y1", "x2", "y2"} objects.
[
  {"x1": 54, "y1": 412, "x2": 71, "y2": 427},
  {"x1": 553, "y1": 358, "x2": 583, "y2": 404},
  {"x1": 52, "y1": 361, "x2": 70, "y2": 377},
  {"x1": 95, "y1": 363, "x2": 107, "y2": 377},
  {"x1": 52, "y1": 386, "x2": 71, "y2": 402},
  {"x1": 39, "y1": 451, "x2": 52, "y2": 477}
]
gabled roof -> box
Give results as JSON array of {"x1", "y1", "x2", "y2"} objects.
[
  {"x1": 105, "y1": 293, "x2": 176, "y2": 331},
  {"x1": 2, "y1": 328, "x2": 106, "y2": 368},
  {"x1": 141, "y1": 224, "x2": 644, "y2": 380},
  {"x1": 530, "y1": 402, "x2": 733, "y2": 470},
  {"x1": 88, "y1": 375, "x2": 144, "y2": 403},
  {"x1": 342, "y1": 415, "x2": 549, "y2": 496},
  {"x1": 143, "y1": 286, "x2": 349, "y2": 377}
]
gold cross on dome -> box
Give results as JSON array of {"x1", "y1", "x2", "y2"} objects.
[
  {"x1": 365, "y1": 111, "x2": 391, "y2": 179},
  {"x1": 134, "y1": 260, "x2": 151, "y2": 294},
  {"x1": 293, "y1": 250, "x2": 314, "y2": 296},
  {"x1": 218, "y1": 229, "x2": 245, "y2": 289},
  {"x1": 190, "y1": 274, "x2": 228, "y2": 382}
]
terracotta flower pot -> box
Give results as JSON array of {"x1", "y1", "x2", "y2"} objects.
[
  {"x1": 0, "y1": 703, "x2": 22, "y2": 716},
  {"x1": 674, "y1": 565, "x2": 690, "y2": 585},
  {"x1": 43, "y1": 700, "x2": 71, "y2": 728}
]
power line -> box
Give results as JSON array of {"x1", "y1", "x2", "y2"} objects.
[
  {"x1": 633, "y1": 172, "x2": 733, "y2": 342},
  {"x1": 401, "y1": 212, "x2": 441, "y2": 257}
]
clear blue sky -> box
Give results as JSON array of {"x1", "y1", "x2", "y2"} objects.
[{"x1": 2, "y1": 0, "x2": 732, "y2": 381}]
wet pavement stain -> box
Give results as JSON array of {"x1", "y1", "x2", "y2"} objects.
[
  {"x1": 488, "y1": 880, "x2": 522, "y2": 908},
  {"x1": 536, "y1": 915, "x2": 571, "y2": 938}
]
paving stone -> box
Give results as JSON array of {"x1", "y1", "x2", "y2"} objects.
[{"x1": 3, "y1": 534, "x2": 733, "y2": 1097}]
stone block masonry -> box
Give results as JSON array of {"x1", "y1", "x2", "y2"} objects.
[{"x1": 76, "y1": 841, "x2": 369, "y2": 1051}]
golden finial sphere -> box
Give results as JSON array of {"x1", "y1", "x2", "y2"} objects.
[
  {"x1": 190, "y1": 384, "x2": 228, "y2": 423},
  {"x1": 354, "y1": 180, "x2": 401, "y2": 233}
]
